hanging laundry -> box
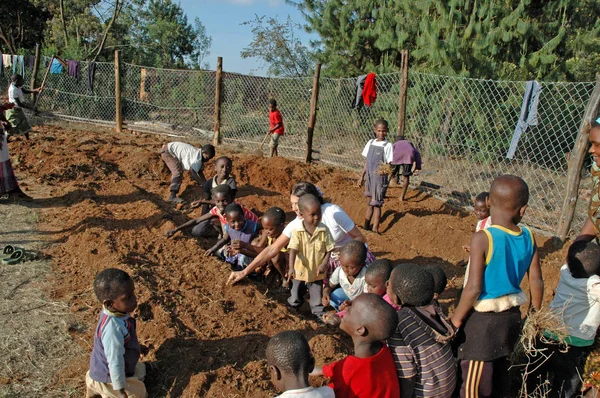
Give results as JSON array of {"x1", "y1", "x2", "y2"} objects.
[
  {"x1": 67, "y1": 60, "x2": 80, "y2": 79},
  {"x1": 506, "y1": 81, "x2": 542, "y2": 159},
  {"x1": 50, "y1": 58, "x2": 63, "y2": 74},
  {"x1": 87, "y1": 61, "x2": 96, "y2": 94},
  {"x1": 2, "y1": 54, "x2": 12, "y2": 69},
  {"x1": 352, "y1": 74, "x2": 367, "y2": 109},
  {"x1": 15, "y1": 55, "x2": 25, "y2": 76},
  {"x1": 27, "y1": 55, "x2": 35, "y2": 71},
  {"x1": 362, "y1": 72, "x2": 378, "y2": 107}
]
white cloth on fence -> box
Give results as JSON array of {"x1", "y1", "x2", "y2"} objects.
[{"x1": 507, "y1": 80, "x2": 542, "y2": 159}]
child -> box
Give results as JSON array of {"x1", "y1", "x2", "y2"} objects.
[
  {"x1": 268, "y1": 99, "x2": 284, "y2": 158},
  {"x1": 287, "y1": 194, "x2": 335, "y2": 317},
  {"x1": 311, "y1": 293, "x2": 400, "y2": 397},
  {"x1": 0, "y1": 102, "x2": 30, "y2": 201},
  {"x1": 387, "y1": 266, "x2": 456, "y2": 398},
  {"x1": 451, "y1": 175, "x2": 544, "y2": 398},
  {"x1": 253, "y1": 207, "x2": 289, "y2": 287},
  {"x1": 159, "y1": 141, "x2": 215, "y2": 203},
  {"x1": 204, "y1": 203, "x2": 260, "y2": 271},
  {"x1": 165, "y1": 185, "x2": 258, "y2": 239},
  {"x1": 266, "y1": 330, "x2": 334, "y2": 398},
  {"x1": 423, "y1": 264, "x2": 447, "y2": 301},
  {"x1": 390, "y1": 134, "x2": 422, "y2": 201},
  {"x1": 457, "y1": 192, "x2": 491, "y2": 267},
  {"x1": 526, "y1": 241, "x2": 600, "y2": 397},
  {"x1": 86, "y1": 268, "x2": 147, "y2": 398},
  {"x1": 358, "y1": 118, "x2": 393, "y2": 233},
  {"x1": 323, "y1": 240, "x2": 368, "y2": 310},
  {"x1": 6, "y1": 74, "x2": 40, "y2": 140},
  {"x1": 191, "y1": 156, "x2": 237, "y2": 212}
]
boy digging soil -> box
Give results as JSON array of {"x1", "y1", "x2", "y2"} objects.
[{"x1": 7, "y1": 74, "x2": 41, "y2": 140}]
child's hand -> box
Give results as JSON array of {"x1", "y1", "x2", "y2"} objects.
[
  {"x1": 165, "y1": 229, "x2": 176, "y2": 238},
  {"x1": 462, "y1": 245, "x2": 471, "y2": 253},
  {"x1": 322, "y1": 293, "x2": 330, "y2": 307},
  {"x1": 204, "y1": 248, "x2": 214, "y2": 257},
  {"x1": 230, "y1": 240, "x2": 246, "y2": 251},
  {"x1": 339, "y1": 300, "x2": 352, "y2": 311},
  {"x1": 317, "y1": 262, "x2": 328, "y2": 275},
  {"x1": 287, "y1": 269, "x2": 295, "y2": 281}
]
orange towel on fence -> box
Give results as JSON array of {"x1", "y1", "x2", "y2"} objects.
[{"x1": 362, "y1": 72, "x2": 377, "y2": 107}]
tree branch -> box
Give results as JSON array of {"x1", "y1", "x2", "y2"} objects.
[
  {"x1": 90, "y1": 0, "x2": 124, "y2": 62},
  {"x1": 59, "y1": 0, "x2": 69, "y2": 45}
]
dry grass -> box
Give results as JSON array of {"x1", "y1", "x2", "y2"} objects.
[{"x1": 377, "y1": 162, "x2": 393, "y2": 176}]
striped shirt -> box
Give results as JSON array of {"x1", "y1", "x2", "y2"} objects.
[{"x1": 388, "y1": 304, "x2": 457, "y2": 398}]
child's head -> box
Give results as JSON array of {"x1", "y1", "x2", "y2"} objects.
[
  {"x1": 224, "y1": 203, "x2": 245, "y2": 231},
  {"x1": 474, "y1": 192, "x2": 490, "y2": 221},
  {"x1": 395, "y1": 134, "x2": 405, "y2": 142},
  {"x1": 365, "y1": 259, "x2": 394, "y2": 296},
  {"x1": 268, "y1": 98, "x2": 277, "y2": 111},
  {"x1": 590, "y1": 119, "x2": 600, "y2": 167},
  {"x1": 489, "y1": 175, "x2": 529, "y2": 223},
  {"x1": 423, "y1": 265, "x2": 447, "y2": 299},
  {"x1": 297, "y1": 194, "x2": 322, "y2": 228},
  {"x1": 373, "y1": 118, "x2": 389, "y2": 141},
  {"x1": 266, "y1": 330, "x2": 314, "y2": 392},
  {"x1": 339, "y1": 241, "x2": 367, "y2": 278},
  {"x1": 201, "y1": 144, "x2": 216, "y2": 162},
  {"x1": 93, "y1": 268, "x2": 137, "y2": 313},
  {"x1": 214, "y1": 156, "x2": 232, "y2": 179},
  {"x1": 262, "y1": 207, "x2": 286, "y2": 239},
  {"x1": 11, "y1": 74, "x2": 24, "y2": 87},
  {"x1": 212, "y1": 185, "x2": 233, "y2": 213},
  {"x1": 389, "y1": 265, "x2": 434, "y2": 307},
  {"x1": 340, "y1": 293, "x2": 398, "y2": 343},
  {"x1": 567, "y1": 241, "x2": 600, "y2": 279}
]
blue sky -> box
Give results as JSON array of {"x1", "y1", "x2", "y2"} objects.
[{"x1": 179, "y1": 0, "x2": 316, "y2": 76}]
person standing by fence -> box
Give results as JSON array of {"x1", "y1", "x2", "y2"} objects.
[
  {"x1": 7, "y1": 74, "x2": 40, "y2": 140},
  {"x1": 0, "y1": 102, "x2": 31, "y2": 201},
  {"x1": 268, "y1": 99, "x2": 284, "y2": 158},
  {"x1": 390, "y1": 134, "x2": 421, "y2": 202}
]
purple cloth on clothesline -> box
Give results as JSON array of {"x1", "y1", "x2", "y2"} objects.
[
  {"x1": 28, "y1": 56, "x2": 35, "y2": 71},
  {"x1": 67, "y1": 60, "x2": 80, "y2": 79}
]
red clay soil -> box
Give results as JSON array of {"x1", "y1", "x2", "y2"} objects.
[{"x1": 9, "y1": 125, "x2": 568, "y2": 397}]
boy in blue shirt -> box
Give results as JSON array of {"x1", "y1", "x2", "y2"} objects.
[{"x1": 451, "y1": 175, "x2": 544, "y2": 398}]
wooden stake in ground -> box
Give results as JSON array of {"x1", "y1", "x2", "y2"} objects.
[
  {"x1": 32, "y1": 55, "x2": 54, "y2": 113},
  {"x1": 114, "y1": 50, "x2": 122, "y2": 133},
  {"x1": 556, "y1": 73, "x2": 600, "y2": 242},
  {"x1": 397, "y1": 50, "x2": 409, "y2": 136},
  {"x1": 305, "y1": 63, "x2": 321, "y2": 163},
  {"x1": 213, "y1": 56, "x2": 223, "y2": 146}
]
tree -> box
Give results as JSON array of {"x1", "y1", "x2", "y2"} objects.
[
  {"x1": 241, "y1": 15, "x2": 314, "y2": 77},
  {"x1": 0, "y1": 0, "x2": 50, "y2": 54}
]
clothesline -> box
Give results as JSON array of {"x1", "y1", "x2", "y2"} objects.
[{"x1": 0, "y1": 54, "x2": 35, "y2": 77}]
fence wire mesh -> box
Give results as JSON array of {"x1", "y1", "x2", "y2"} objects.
[{"x1": 1, "y1": 54, "x2": 596, "y2": 234}]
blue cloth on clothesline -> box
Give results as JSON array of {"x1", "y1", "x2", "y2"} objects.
[{"x1": 50, "y1": 59, "x2": 63, "y2": 74}]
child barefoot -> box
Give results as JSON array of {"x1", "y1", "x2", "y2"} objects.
[
  {"x1": 390, "y1": 134, "x2": 422, "y2": 201},
  {"x1": 266, "y1": 330, "x2": 334, "y2": 398},
  {"x1": 358, "y1": 118, "x2": 393, "y2": 233},
  {"x1": 287, "y1": 194, "x2": 335, "y2": 318},
  {"x1": 254, "y1": 207, "x2": 289, "y2": 287},
  {"x1": 192, "y1": 156, "x2": 237, "y2": 212},
  {"x1": 457, "y1": 192, "x2": 491, "y2": 267},
  {"x1": 323, "y1": 241, "x2": 368, "y2": 310},
  {"x1": 86, "y1": 268, "x2": 147, "y2": 398},
  {"x1": 204, "y1": 203, "x2": 260, "y2": 271},
  {"x1": 311, "y1": 293, "x2": 400, "y2": 397},
  {"x1": 268, "y1": 99, "x2": 284, "y2": 158}
]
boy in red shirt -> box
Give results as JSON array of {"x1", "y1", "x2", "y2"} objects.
[
  {"x1": 268, "y1": 99, "x2": 284, "y2": 157},
  {"x1": 311, "y1": 293, "x2": 400, "y2": 398}
]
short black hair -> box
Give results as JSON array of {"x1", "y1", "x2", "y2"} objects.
[
  {"x1": 374, "y1": 118, "x2": 389, "y2": 129},
  {"x1": 567, "y1": 241, "x2": 600, "y2": 278},
  {"x1": 224, "y1": 203, "x2": 243, "y2": 218},
  {"x1": 297, "y1": 194, "x2": 321, "y2": 213},
  {"x1": 395, "y1": 135, "x2": 405, "y2": 142},
  {"x1": 424, "y1": 265, "x2": 447, "y2": 295},
  {"x1": 263, "y1": 206, "x2": 286, "y2": 225},
  {"x1": 266, "y1": 330, "x2": 312, "y2": 377},
  {"x1": 202, "y1": 144, "x2": 216, "y2": 159},
  {"x1": 390, "y1": 265, "x2": 434, "y2": 307},
  {"x1": 353, "y1": 293, "x2": 398, "y2": 341},
  {"x1": 366, "y1": 259, "x2": 394, "y2": 282},
  {"x1": 475, "y1": 192, "x2": 489, "y2": 204},
  {"x1": 11, "y1": 74, "x2": 23, "y2": 83},
  {"x1": 215, "y1": 156, "x2": 232, "y2": 165},
  {"x1": 212, "y1": 184, "x2": 233, "y2": 198},
  {"x1": 340, "y1": 241, "x2": 367, "y2": 266},
  {"x1": 268, "y1": 98, "x2": 277, "y2": 107},
  {"x1": 93, "y1": 268, "x2": 133, "y2": 302},
  {"x1": 290, "y1": 182, "x2": 324, "y2": 204},
  {"x1": 490, "y1": 175, "x2": 529, "y2": 210}
]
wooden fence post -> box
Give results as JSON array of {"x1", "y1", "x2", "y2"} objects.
[
  {"x1": 213, "y1": 57, "x2": 223, "y2": 146},
  {"x1": 306, "y1": 63, "x2": 322, "y2": 163},
  {"x1": 30, "y1": 44, "x2": 41, "y2": 101},
  {"x1": 397, "y1": 50, "x2": 409, "y2": 136},
  {"x1": 556, "y1": 73, "x2": 600, "y2": 241},
  {"x1": 33, "y1": 55, "x2": 54, "y2": 113},
  {"x1": 114, "y1": 50, "x2": 122, "y2": 132}
]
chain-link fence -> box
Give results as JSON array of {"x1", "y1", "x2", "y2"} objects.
[{"x1": 1, "y1": 54, "x2": 596, "y2": 234}]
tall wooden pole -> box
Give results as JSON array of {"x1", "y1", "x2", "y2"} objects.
[
  {"x1": 33, "y1": 55, "x2": 54, "y2": 113},
  {"x1": 306, "y1": 63, "x2": 322, "y2": 163},
  {"x1": 556, "y1": 73, "x2": 600, "y2": 241},
  {"x1": 213, "y1": 57, "x2": 223, "y2": 146},
  {"x1": 397, "y1": 50, "x2": 409, "y2": 136},
  {"x1": 30, "y1": 44, "x2": 41, "y2": 101},
  {"x1": 114, "y1": 50, "x2": 123, "y2": 132}
]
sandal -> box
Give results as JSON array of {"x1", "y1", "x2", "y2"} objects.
[
  {"x1": 2, "y1": 249, "x2": 24, "y2": 265},
  {"x1": 1, "y1": 245, "x2": 24, "y2": 259}
]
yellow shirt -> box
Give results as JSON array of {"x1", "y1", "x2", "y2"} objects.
[
  {"x1": 267, "y1": 235, "x2": 289, "y2": 253},
  {"x1": 288, "y1": 222, "x2": 335, "y2": 282}
]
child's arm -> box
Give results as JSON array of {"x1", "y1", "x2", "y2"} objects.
[
  {"x1": 357, "y1": 163, "x2": 366, "y2": 187},
  {"x1": 21, "y1": 87, "x2": 40, "y2": 95},
  {"x1": 527, "y1": 245, "x2": 543, "y2": 311},
  {"x1": 205, "y1": 231, "x2": 229, "y2": 256},
  {"x1": 451, "y1": 230, "x2": 487, "y2": 328},
  {"x1": 231, "y1": 239, "x2": 260, "y2": 257},
  {"x1": 251, "y1": 231, "x2": 269, "y2": 253},
  {"x1": 288, "y1": 248, "x2": 297, "y2": 281},
  {"x1": 165, "y1": 213, "x2": 214, "y2": 238},
  {"x1": 318, "y1": 251, "x2": 331, "y2": 275},
  {"x1": 322, "y1": 283, "x2": 337, "y2": 307},
  {"x1": 190, "y1": 169, "x2": 207, "y2": 186},
  {"x1": 100, "y1": 321, "x2": 129, "y2": 398}
]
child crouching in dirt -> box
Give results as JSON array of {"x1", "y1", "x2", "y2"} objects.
[
  {"x1": 204, "y1": 203, "x2": 260, "y2": 271},
  {"x1": 86, "y1": 268, "x2": 147, "y2": 398},
  {"x1": 358, "y1": 118, "x2": 393, "y2": 233},
  {"x1": 322, "y1": 241, "x2": 368, "y2": 311},
  {"x1": 191, "y1": 156, "x2": 237, "y2": 214},
  {"x1": 253, "y1": 207, "x2": 289, "y2": 287}
]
